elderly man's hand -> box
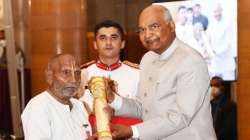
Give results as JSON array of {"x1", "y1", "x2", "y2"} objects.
[{"x1": 110, "y1": 124, "x2": 133, "y2": 139}]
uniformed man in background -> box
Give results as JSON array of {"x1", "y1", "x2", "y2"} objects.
[{"x1": 79, "y1": 20, "x2": 140, "y2": 114}]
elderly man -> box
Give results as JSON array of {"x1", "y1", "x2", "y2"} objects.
[
  {"x1": 107, "y1": 5, "x2": 216, "y2": 140},
  {"x1": 21, "y1": 54, "x2": 92, "y2": 140}
]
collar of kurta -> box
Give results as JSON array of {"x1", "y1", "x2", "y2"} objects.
[
  {"x1": 96, "y1": 60, "x2": 122, "y2": 71},
  {"x1": 158, "y1": 38, "x2": 178, "y2": 61}
]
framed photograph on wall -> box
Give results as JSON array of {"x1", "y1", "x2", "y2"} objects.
[{"x1": 154, "y1": 0, "x2": 237, "y2": 81}]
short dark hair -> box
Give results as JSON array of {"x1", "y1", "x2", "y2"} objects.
[
  {"x1": 211, "y1": 76, "x2": 224, "y2": 87},
  {"x1": 94, "y1": 20, "x2": 125, "y2": 40},
  {"x1": 178, "y1": 5, "x2": 186, "y2": 12},
  {"x1": 212, "y1": 76, "x2": 224, "y2": 82},
  {"x1": 194, "y1": 3, "x2": 201, "y2": 8},
  {"x1": 187, "y1": 7, "x2": 193, "y2": 12}
]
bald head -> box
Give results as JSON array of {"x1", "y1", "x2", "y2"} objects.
[
  {"x1": 46, "y1": 54, "x2": 80, "y2": 85},
  {"x1": 47, "y1": 54, "x2": 77, "y2": 72},
  {"x1": 139, "y1": 5, "x2": 173, "y2": 23},
  {"x1": 213, "y1": 3, "x2": 223, "y2": 21}
]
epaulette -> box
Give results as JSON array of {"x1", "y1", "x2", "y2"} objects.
[
  {"x1": 80, "y1": 60, "x2": 96, "y2": 69},
  {"x1": 123, "y1": 60, "x2": 140, "y2": 69}
]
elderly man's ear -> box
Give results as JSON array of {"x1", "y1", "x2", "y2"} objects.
[
  {"x1": 46, "y1": 70, "x2": 53, "y2": 85},
  {"x1": 169, "y1": 21, "x2": 175, "y2": 32}
]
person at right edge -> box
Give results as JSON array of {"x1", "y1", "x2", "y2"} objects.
[
  {"x1": 104, "y1": 5, "x2": 216, "y2": 140},
  {"x1": 210, "y1": 76, "x2": 237, "y2": 140}
]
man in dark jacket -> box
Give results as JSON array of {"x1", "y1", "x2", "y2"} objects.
[{"x1": 210, "y1": 76, "x2": 237, "y2": 140}]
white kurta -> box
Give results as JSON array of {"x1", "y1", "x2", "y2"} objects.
[
  {"x1": 80, "y1": 62, "x2": 139, "y2": 110},
  {"x1": 113, "y1": 38, "x2": 216, "y2": 140},
  {"x1": 208, "y1": 17, "x2": 236, "y2": 80},
  {"x1": 21, "y1": 91, "x2": 91, "y2": 140}
]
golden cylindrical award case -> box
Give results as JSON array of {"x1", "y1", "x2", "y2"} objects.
[{"x1": 89, "y1": 77, "x2": 112, "y2": 140}]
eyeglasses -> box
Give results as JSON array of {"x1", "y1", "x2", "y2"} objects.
[{"x1": 136, "y1": 23, "x2": 161, "y2": 35}]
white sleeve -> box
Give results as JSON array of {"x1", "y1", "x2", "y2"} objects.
[
  {"x1": 131, "y1": 125, "x2": 140, "y2": 139},
  {"x1": 21, "y1": 104, "x2": 51, "y2": 140},
  {"x1": 79, "y1": 89, "x2": 94, "y2": 111}
]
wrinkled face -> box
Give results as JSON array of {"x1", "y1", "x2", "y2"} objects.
[
  {"x1": 138, "y1": 8, "x2": 175, "y2": 54},
  {"x1": 50, "y1": 55, "x2": 81, "y2": 99},
  {"x1": 94, "y1": 27, "x2": 125, "y2": 59}
]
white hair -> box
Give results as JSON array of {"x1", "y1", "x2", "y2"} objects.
[{"x1": 162, "y1": 7, "x2": 173, "y2": 22}]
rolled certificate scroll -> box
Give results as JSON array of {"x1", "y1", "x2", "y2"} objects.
[{"x1": 89, "y1": 76, "x2": 112, "y2": 140}]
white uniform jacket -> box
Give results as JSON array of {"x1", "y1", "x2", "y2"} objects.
[{"x1": 81, "y1": 61, "x2": 139, "y2": 110}]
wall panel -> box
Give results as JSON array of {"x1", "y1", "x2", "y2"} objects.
[
  {"x1": 238, "y1": 0, "x2": 250, "y2": 139},
  {"x1": 31, "y1": 0, "x2": 88, "y2": 95}
]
